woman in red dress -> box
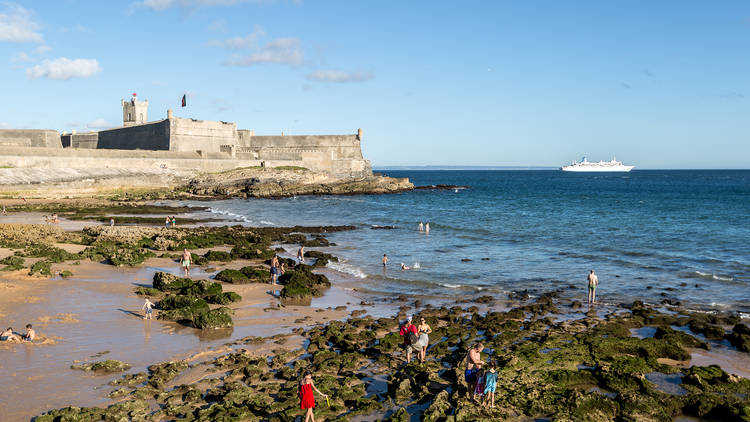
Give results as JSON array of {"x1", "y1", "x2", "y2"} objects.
[{"x1": 299, "y1": 370, "x2": 328, "y2": 422}]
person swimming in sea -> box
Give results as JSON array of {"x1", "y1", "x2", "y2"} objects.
[{"x1": 401, "y1": 263, "x2": 410, "y2": 270}]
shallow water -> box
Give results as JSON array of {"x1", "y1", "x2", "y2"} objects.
[{"x1": 181, "y1": 170, "x2": 750, "y2": 314}]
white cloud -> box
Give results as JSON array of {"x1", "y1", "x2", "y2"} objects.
[
  {"x1": 0, "y1": 2, "x2": 43, "y2": 43},
  {"x1": 26, "y1": 58, "x2": 102, "y2": 80},
  {"x1": 11, "y1": 44, "x2": 51, "y2": 63},
  {"x1": 224, "y1": 37, "x2": 303, "y2": 66},
  {"x1": 307, "y1": 69, "x2": 373, "y2": 83},
  {"x1": 208, "y1": 26, "x2": 264, "y2": 49},
  {"x1": 0, "y1": 122, "x2": 10, "y2": 129},
  {"x1": 86, "y1": 119, "x2": 113, "y2": 129}
]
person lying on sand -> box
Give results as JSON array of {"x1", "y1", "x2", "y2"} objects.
[
  {"x1": 1, "y1": 327, "x2": 21, "y2": 342},
  {"x1": 22, "y1": 324, "x2": 35, "y2": 342}
]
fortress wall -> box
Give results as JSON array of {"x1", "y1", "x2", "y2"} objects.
[
  {"x1": 236, "y1": 134, "x2": 371, "y2": 177},
  {"x1": 97, "y1": 120, "x2": 170, "y2": 150},
  {"x1": 0, "y1": 130, "x2": 62, "y2": 148},
  {"x1": 169, "y1": 118, "x2": 237, "y2": 153},
  {"x1": 61, "y1": 132, "x2": 99, "y2": 149}
]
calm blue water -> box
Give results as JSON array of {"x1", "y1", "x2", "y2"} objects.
[{"x1": 192, "y1": 170, "x2": 750, "y2": 313}]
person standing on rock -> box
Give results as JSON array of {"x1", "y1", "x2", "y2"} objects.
[
  {"x1": 465, "y1": 343, "x2": 484, "y2": 401},
  {"x1": 297, "y1": 246, "x2": 305, "y2": 265},
  {"x1": 417, "y1": 317, "x2": 432, "y2": 363},
  {"x1": 299, "y1": 370, "x2": 328, "y2": 422},
  {"x1": 587, "y1": 269, "x2": 599, "y2": 305},
  {"x1": 180, "y1": 249, "x2": 191, "y2": 276},
  {"x1": 399, "y1": 316, "x2": 418, "y2": 363},
  {"x1": 270, "y1": 255, "x2": 280, "y2": 285}
]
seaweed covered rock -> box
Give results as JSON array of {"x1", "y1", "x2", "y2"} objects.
[
  {"x1": 28, "y1": 260, "x2": 52, "y2": 276},
  {"x1": 153, "y1": 272, "x2": 196, "y2": 292},
  {"x1": 15, "y1": 243, "x2": 80, "y2": 263},
  {"x1": 203, "y1": 250, "x2": 232, "y2": 262},
  {"x1": 158, "y1": 298, "x2": 209, "y2": 322},
  {"x1": 305, "y1": 250, "x2": 339, "y2": 267},
  {"x1": 215, "y1": 269, "x2": 250, "y2": 284},
  {"x1": 71, "y1": 359, "x2": 131, "y2": 373},
  {"x1": 81, "y1": 241, "x2": 154, "y2": 266},
  {"x1": 279, "y1": 266, "x2": 331, "y2": 300},
  {"x1": 193, "y1": 307, "x2": 233, "y2": 329},
  {"x1": 205, "y1": 291, "x2": 242, "y2": 305},
  {"x1": 0, "y1": 255, "x2": 25, "y2": 271}
]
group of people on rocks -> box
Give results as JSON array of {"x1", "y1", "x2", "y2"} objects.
[
  {"x1": 464, "y1": 342, "x2": 498, "y2": 407},
  {"x1": 0, "y1": 324, "x2": 35, "y2": 343}
]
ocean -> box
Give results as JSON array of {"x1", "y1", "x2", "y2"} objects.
[{"x1": 192, "y1": 170, "x2": 750, "y2": 314}]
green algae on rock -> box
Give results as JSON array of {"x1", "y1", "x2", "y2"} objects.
[{"x1": 71, "y1": 359, "x2": 131, "y2": 373}]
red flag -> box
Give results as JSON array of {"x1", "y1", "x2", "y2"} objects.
[{"x1": 181, "y1": 94, "x2": 186, "y2": 107}]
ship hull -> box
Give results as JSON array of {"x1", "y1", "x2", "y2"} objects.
[{"x1": 561, "y1": 165, "x2": 634, "y2": 172}]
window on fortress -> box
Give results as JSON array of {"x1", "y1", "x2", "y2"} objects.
[
  {"x1": 128, "y1": 113, "x2": 131, "y2": 121},
  {"x1": 140, "y1": 113, "x2": 143, "y2": 122}
]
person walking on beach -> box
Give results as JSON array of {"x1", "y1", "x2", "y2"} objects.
[
  {"x1": 142, "y1": 298, "x2": 155, "y2": 320},
  {"x1": 587, "y1": 269, "x2": 599, "y2": 305},
  {"x1": 172, "y1": 216, "x2": 177, "y2": 227},
  {"x1": 22, "y1": 324, "x2": 35, "y2": 342},
  {"x1": 399, "y1": 316, "x2": 419, "y2": 363},
  {"x1": 110, "y1": 217, "x2": 115, "y2": 226},
  {"x1": 165, "y1": 216, "x2": 170, "y2": 228},
  {"x1": 382, "y1": 254, "x2": 388, "y2": 267},
  {"x1": 465, "y1": 343, "x2": 484, "y2": 402},
  {"x1": 417, "y1": 317, "x2": 432, "y2": 363},
  {"x1": 297, "y1": 246, "x2": 305, "y2": 265},
  {"x1": 2, "y1": 205, "x2": 6, "y2": 215},
  {"x1": 180, "y1": 249, "x2": 191, "y2": 276},
  {"x1": 299, "y1": 370, "x2": 328, "y2": 422}
]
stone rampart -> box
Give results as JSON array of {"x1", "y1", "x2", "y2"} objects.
[
  {"x1": 97, "y1": 120, "x2": 170, "y2": 150},
  {"x1": 169, "y1": 118, "x2": 237, "y2": 153},
  {"x1": 61, "y1": 132, "x2": 99, "y2": 149},
  {"x1": 0, "y1": 129, "x2": 62, "y2": 148}
]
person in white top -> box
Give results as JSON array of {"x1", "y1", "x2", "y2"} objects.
[
  {"x1": 142, "y1": 298, "x2": 155, "y2": 320},
  {"x1": 418, "y1": 222, "x2": 424, "y2": 232}
]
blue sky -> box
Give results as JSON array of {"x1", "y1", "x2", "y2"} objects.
[{"x1": 1, "y1": 1, "x2": 748, "y2": 168}]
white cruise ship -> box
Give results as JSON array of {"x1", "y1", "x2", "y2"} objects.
[{"x1": 561, "y1": 157, "x2": 634, "y2": 172}]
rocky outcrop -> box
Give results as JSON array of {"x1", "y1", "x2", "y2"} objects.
[{"x1": 184, "y1": 167, "x2": 413, "y2": 198}]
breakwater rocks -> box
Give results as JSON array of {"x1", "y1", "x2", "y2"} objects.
[
  {"x1": 183, "y1": 167, "x2": 413, "y2": 198},
  {"x1": 36, "y1": 297, "x2": 750, "y2": 421}
]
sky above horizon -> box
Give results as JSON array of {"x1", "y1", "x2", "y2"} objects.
[{"x1": 1, "y1": 1, "x2": 748, "y2": 169}]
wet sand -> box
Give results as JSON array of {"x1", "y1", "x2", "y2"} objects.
[{"x1": 0, "y1": 256, "x2": 371, "y2": 420}]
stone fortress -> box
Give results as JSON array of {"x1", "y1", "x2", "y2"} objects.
[{"x1": 0, "y1": 94, "x2": 372, "y2": 178}]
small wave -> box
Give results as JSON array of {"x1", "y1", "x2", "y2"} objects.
[
  {"x1": 207, "y1": 208, "x2": 253, "y2": 223},
  {"x1": 441, "y1": 283, "x2": 462, "y2": 288},
  {"x1": 693, "y1": 271, "x2": 734, "y2": 281},
  {"x1": 260, "y1": 220, "x2": 276, "y2": 226},
  {"x1": 326, "y1": 261, "x2": 367, "y2": 279},
  {"x1": 413, "y1": 262, "x2": 421, "y2": 269}
]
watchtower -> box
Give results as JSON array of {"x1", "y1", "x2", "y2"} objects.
[{"x1": 121, "y1": 93, "x2": 148, "y2": 126}]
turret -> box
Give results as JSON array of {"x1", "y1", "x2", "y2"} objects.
[{"x1": 121, "y1": 92, "x2": 149, "y2": 126}]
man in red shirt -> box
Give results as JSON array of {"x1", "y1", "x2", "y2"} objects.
[{"x1": 399, "y1": 316, "x2": 418, "y2": 363}]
